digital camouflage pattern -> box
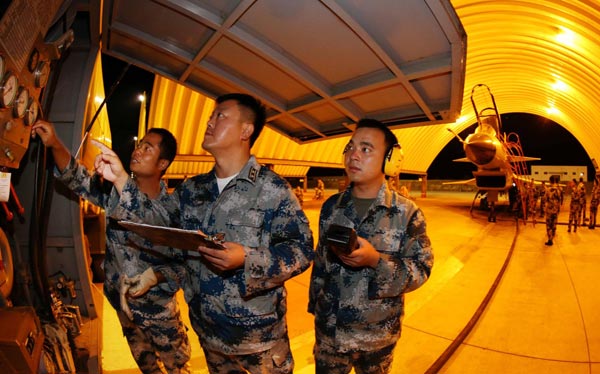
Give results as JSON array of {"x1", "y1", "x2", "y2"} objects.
[
  {"x1": 589, "y1": 181, "x2": 599, "y2": 228},
  {"x1": 313, "y1": 338, "x2": 396, "y2": 374},
  {"x1": 568, "y1": 184, "x2": 582, "y2": 232},
  {"x1": 308, "y1": 182, "x2": 433, "y2": 353},
  {"x1": 57, "y1": 158, "x2": 191, "y2": 374},
  {"x1": 578, "y1": 180, "x2": 587, "y2": 224},
  {"x1": 544, "y1": 182, "x2": 562, "y2": 241},
  {"x1": 110, "y1": 156, "x2": 314, "y2": 358}
]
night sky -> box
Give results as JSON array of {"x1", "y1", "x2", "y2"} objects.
[
  {"x1": 101, "y1": 54, "x2": 595, "y2": 181},
  {"x1": 101, "y1": 54, "x2": 154, "y2": 170}
]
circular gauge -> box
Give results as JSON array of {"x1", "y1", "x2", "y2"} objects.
[
  {"x1": 13, "y1": 87, "x2": 29, "y2": 118},
  {"x1": 28, "y1": 49, "x2": 39, "y2": 72},
  {"x1": 34, "y1": 60, "x2": 50, "y2": 88},
  {"x1": 24, "y1": 98, "x2": 39, "y2": 125},
  {"x1": 0, "y1": 72, "x2": 18, "y2": 108}
]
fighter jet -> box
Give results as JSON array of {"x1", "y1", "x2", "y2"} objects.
[{"x1": 447, "y1": 84, "x2": 540, "y2": 222}]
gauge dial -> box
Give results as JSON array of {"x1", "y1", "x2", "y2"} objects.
[
  {"x1": 34, "y1": 61, "x2": 50, "y2": 88},
  {"x1": 28, "y1": 49, "x2": 39, "y2": 72},
  {"x1": 0, "y1": 72, "x2": 18, "y2": 108},
  {"x1": 13, "y1": 87, "x2": 29, "y2": 118},
  {"x1": 25, "y1": 98, "x2": 39, "y2": 125}
]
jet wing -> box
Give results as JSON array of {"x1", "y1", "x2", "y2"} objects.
[
  {"x1": 452, "y1": 157, "x2": 472, "y2": 163},
  {"x1": 507, "y1": 155, "x2": 541, "y2": 163},
  {"x1": 442, "y1": 178, "x2": 477, "y2": 185}
]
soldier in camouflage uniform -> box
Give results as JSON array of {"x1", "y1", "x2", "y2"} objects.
[
  {"x1": 544, "y1": 175, "x2": 562, "y2": 246},
  {"x1": 568, "y1": 179, "x2": 581, "y2": 233},
  {"x1": 32, "y1": 122, "x2": 191, "y2": 374},
  {"x1": 100, "y1": 93, "x2": 314, "y2": 374},
  {"x1": 538, "y1": 181, "x2": 546, "y2": 217},
  {"x1": 578, "y1": 177, "x2": 587, "y2": 225},
  {"x1": 589, "y1": 177, "x2": 599, "y2": 229},
  {"x1": 308, "y1": 119, "x2": 433, "y2": 374},
  {"x1": 525, "y1": 180, "x2": 537, "y2": 224}
]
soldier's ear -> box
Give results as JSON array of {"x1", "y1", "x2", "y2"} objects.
[
  {"x1": 241, "y1": 122, "x2": 254, "y2": 142},
  {"x1": 158, "y1": 159, "x2": 169, "y2": 172}
]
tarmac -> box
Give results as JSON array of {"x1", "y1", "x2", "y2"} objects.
[{"x1": 99, "y1": 190, "x2": 600, "y2": 373}]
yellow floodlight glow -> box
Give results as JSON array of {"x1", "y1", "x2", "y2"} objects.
[
  {"x1": 555, "y1": 27, "x2": 576, "y2": 48},
  {"x1": 551, "y1": 80, "x2": 568, "y2": 92},
  {"x1": 454, "y1": 115, "x2": 468, "y2": 124},
  {"x1": 94, "y1": 96, "x2": 104, "y2": 104},
  {"x1": 546, "y1": 106, "x2": 560, "y2": 115}
]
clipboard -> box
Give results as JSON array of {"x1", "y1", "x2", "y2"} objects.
[{"x1": 118, "y1": 221, "x2": 226, "y2": 251}]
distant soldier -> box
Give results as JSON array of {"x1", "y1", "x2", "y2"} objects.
[
  {"x1": 526, "y1": 180, "x2": 537, "y2": 224},
  {"x1": 568, "y1": 179, "x2": 581, "y2": 233},
  {"x1": 578, "y1": 177, "x2": 587, "y2": 225},
  {"x1": 314, "y1": 178, "x2": 325, "y2": 200},
  {"x1": 544, "y1": 175, "x2": 562, "y2": 246},
  {"x1": 399, "y1": 185, "x2": 410, "y2": 198},
  {"x1": 538, "y1": 181, "x2": 546, "y2": 217},
  {"x1": 589, "y1": 177, "x2": 599, "y2": 229},
  {"x1": 294, "y1": 185, "x2": 304, "y2": 207}
]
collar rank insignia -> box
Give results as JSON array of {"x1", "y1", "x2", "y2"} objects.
[{"x1": 248, "y1": 166, "x2": 258, "y2": 182}]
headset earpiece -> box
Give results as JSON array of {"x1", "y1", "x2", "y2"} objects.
[{"x1": 383, "y1": 143, "x2": 404, "y2": 177}]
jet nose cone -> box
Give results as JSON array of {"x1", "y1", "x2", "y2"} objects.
[{"x1": 464, "y1": 133, "x2": 496, "y2": 166}]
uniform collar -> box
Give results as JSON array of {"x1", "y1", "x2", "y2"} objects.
[
  {"x1": 209, "y1": 155, "x2": 261, "y2": 186},
  {"x1": 337, "y1": 181, "x2": 393, "y2": 210}
]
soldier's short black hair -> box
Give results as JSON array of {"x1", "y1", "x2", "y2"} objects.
[
  {"x1": 217, "y1": 93, "x2": 266, "y2": 147},
  {"x1": 147, "y1": 128, "x2": 177, "y2": 175},
  {"x1": 355, "y1": 118, "x2": 398, "y2": 152}
]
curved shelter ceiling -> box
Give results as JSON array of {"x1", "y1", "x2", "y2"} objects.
[
  {"x1": 447, "y1": 0, "x2": 600, "y2": 170},
  {"x1": 103, "y1": 0, "x2": 600, "y2": 178}
]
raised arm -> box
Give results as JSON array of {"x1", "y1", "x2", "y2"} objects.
[{"x1": 31, "y1": 120, "x2": 72, "y2": 171}]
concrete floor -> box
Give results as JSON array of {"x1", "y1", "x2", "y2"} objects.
[{"x1": 100, "y1": 190, "x2": 600, "y2": 373}]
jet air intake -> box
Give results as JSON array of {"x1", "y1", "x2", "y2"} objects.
[{"x1": 473, "y1": 170, "x2": 511, "y2": 190}]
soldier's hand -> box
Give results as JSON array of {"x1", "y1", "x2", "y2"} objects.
[
  {"x1": 31, "y1": 120, "x2": 60, "y2": 148},
  {"x1": 197, "y1": 241, "x2": 246, "y2": 271},
  {"x1": 335, "y1": 237, "x2": 380, "y2": 269},
  {"x1": 126, "y1": 268, "x2": 158, "y2": 298},
  {"x1": 119, "y1": 275, "x2": 134, "y2": 320},
  {"x1": 91, "y1": 140, "x2": 129, "y2": 192}
]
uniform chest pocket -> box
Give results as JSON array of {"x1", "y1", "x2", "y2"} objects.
[
  {"x1": 369, "y1": 227, "x2": 403, "y2": 254},
  {"x1": 227, "y1": 210, "x2": 265, "y2": 247}
]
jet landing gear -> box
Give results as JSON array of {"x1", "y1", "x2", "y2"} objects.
[
  {"x1": 488, "y1": 201, "x2": 497, "y2": 222},
  {"x1": 471, "y1": 190, "x2": 499, "y2": 222}
]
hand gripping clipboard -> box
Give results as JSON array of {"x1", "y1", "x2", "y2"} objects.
[{"x1": 118, "y1": 221, "x2": 226, "y2": 251}]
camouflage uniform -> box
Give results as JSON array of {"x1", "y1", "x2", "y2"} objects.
[
  {"x1": 58, "y1": 158, "x2": 191, "y2": 374},
  {"x1": 589, "y1": 182, "x2": 599, "y2": 229},
  {"x1": 568, "y1": 184, "x2": 581, "y2": 232},
  {"x1": 544, "y1": 182, "x2": 562, "y2": 244},
  {"x1": 308, "y1": 182, "x2": 433, "y2": 373},
  {"x1": 538, "y1": 183, "x2": 546, "y2": 217},
  {"x1": 111, "y1": 156, "x2": 314, "y2": 373},
  {"x1": 578, "y1": 180, "x2": 587, "y2": 224}
]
